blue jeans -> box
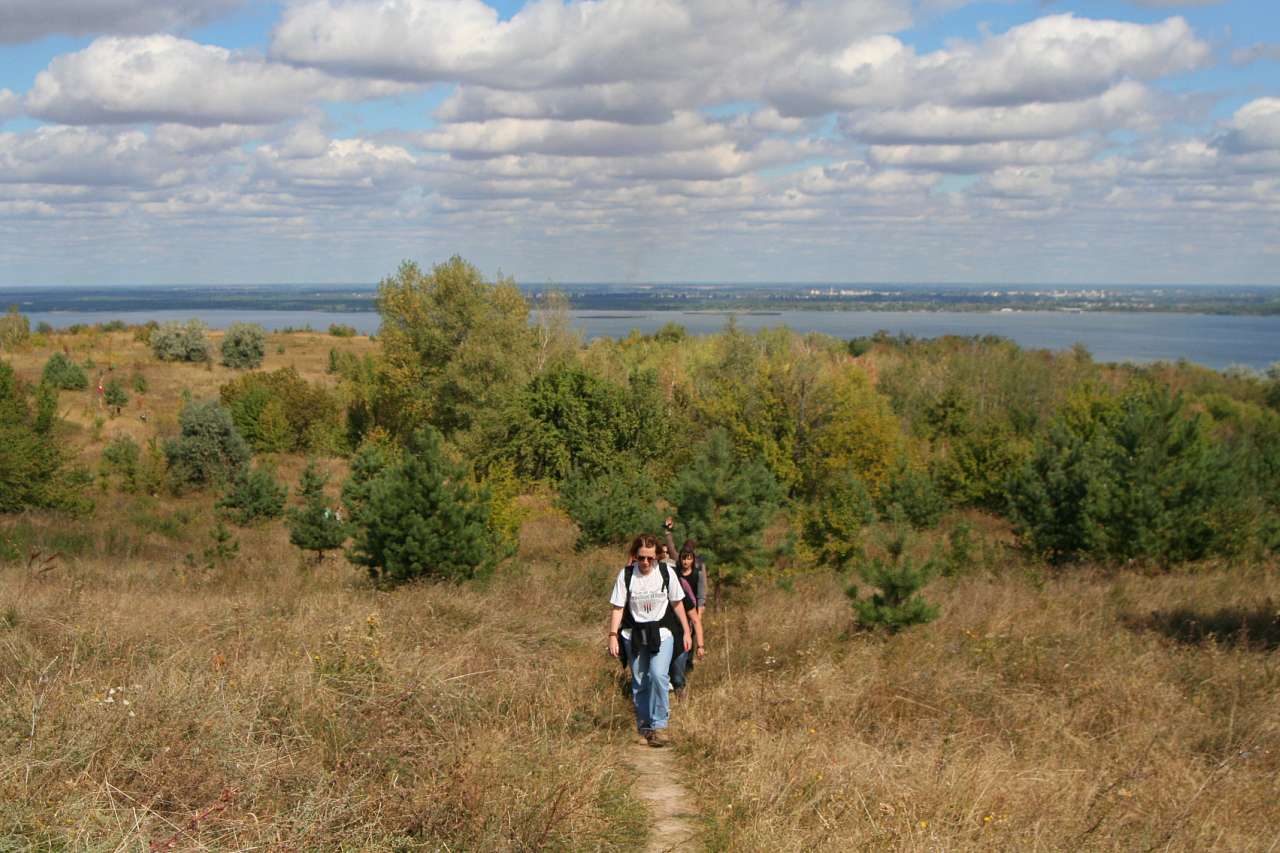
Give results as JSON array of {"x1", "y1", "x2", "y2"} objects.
[
  {"x1": 628, "y1": 633, "x2": 674, "y2": 732},
  {"x1": 670, "y1": 649, "x2": 692, "y2": 690}
]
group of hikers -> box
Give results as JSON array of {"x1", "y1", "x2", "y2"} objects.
[{"x1": 606, "y1": 516, "x2": 708, "y2": 748}]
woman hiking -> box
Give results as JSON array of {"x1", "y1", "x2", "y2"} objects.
[
  {"x1": 608, "y1": 534, "x2": 692, "y2": 747},
  {"x1": 669, "y1": 546, "x2": 705, "y2": 697}
]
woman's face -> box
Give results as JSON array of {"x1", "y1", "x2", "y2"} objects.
[
  {"x1": 657, "y1": 545, "x2": 669, "y2": 561},
  {"x1": 680, "y1": 554, "x2": 694, "y2": 571},
  {"x1": 634, "y1": 546, "x2": 657, "y2": 573}
]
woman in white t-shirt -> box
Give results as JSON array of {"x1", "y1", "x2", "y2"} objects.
[{"x1": 607, "y1": 533, "x2": 692, "y2": 747}]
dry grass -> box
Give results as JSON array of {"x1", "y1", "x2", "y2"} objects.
[
  {"x1": 679, "y1": 566, "x2": 1280, "y2": 851},
  {"x1": 3, "y1": 330, "x2": 1279, "y2": 850},
  {"x1": 2, "y1": 505, "x2": 648, "y2": 850}
]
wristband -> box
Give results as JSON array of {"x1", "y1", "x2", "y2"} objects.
[{"x1": 608, "y1": 632, "x2": 618, "y2": 637}]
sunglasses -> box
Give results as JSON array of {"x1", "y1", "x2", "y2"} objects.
[{"x1": 635, "y1": 555, "x2": 656, "y2": 563}]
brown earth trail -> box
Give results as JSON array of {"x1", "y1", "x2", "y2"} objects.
[{"x1": 627, "y1": 741, "x2": 700, "y2": 852}]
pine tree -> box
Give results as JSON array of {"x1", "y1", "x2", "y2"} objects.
[
  {"x1": 846, "y1": 527, "x2": 940, "y2": 632},
  {"x1": 217, "y1": 464, "x2": 288, "y2": 526},
  {"x1": 344, "y1": 427, "x2": 499, "y2": 584},
  {"x1": 287, "y1": 461, "x2": 347, "y2": 561},
  {"x1": 203, "y1": 519, "x2": 239, "y2": 568},
  {"x1": 665, "y1": 428, "x2": 783, "y2": 590}
]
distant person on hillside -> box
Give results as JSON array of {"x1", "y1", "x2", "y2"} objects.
[{"x1": 607, "y1": 533, "x2": 692, "y2": 748}]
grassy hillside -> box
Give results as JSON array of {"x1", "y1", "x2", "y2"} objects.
[{"x1": 2, "y1": 327, "x2": 1278, "y2": 850}]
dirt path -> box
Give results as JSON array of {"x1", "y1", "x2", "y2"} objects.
[{"x1": 626, "y1": 740, "x2": 700, "y2": 852}]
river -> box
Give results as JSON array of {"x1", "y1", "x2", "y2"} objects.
[{"x1": 22, "y1": 308, "x2": 1280, "y2": 371}]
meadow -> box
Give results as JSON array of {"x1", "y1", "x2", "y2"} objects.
[{"x1": 2, "y1": 321, "x2": 1278, "y2": 851}]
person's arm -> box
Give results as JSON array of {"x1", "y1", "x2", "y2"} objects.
[
  {"x1": 607, "y1": 606, "x2": 624, "y2": 658},
  {"x1": 663, "y1": 521, "x2": 677, "y2": 562},
  {"x1": 689, "y1": 607, "x2": 705, "y2": 660},
  {"x1": 695, "y1": 562, "x2": 708, "y2": 611},
  {"x1": 669, "y1": 568, "x2": 692, "y2": 653}
]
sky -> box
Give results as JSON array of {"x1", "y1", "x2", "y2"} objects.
[{"x1": 0, "y1": 0, "x2": 1277, "y2": 286}]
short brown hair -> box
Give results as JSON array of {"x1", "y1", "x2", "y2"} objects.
[{"x1": 628, "y1": 533, "x2": 658, "y2": 559}]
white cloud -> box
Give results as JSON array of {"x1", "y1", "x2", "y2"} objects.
[
  {"x1": 26, "y1": 35, "x2": 407, "y2": 127},
  {"x1": 418, "y1": 112, "x2": 730, "y2": 158},
  {"x1": 1216, "y1": 98, "x2": 1280, "y2": 153},
  {"x1": 867, "y1": 139, "x2": 1100, "y2": 172},
  {"x1": 0, "y1": 89, "x2": 21, "y2": 122},
  {"x1": 272, "y1": 0, "x2": 912, "y2": 93},
  {"x1": 0, "y1": 0, "x2": 246, "y2": 44},
  {"x1": 0, "y1": 126, "x2": 189, "y2": 187},
  {"x1": 842, "y1": 82, "x2": 1158, "y2": 144}
]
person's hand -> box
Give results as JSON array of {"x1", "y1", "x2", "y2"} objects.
[
  {"x1": 682, "y1": 633, "x2": 692, "y2": 653},
  {"x1": 664, "y1": 515, "x2": 675, "y2": 531},
  {"x1": 696, "y1": 644, "x2": 706, "y2": 661},
  {"x1": 608, "y1": 634, "x2": 620, "y2": 658}
]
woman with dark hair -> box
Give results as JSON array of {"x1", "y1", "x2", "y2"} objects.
[
  {"x1": 664, "y1": 516, "x2": 708, "y2": 612},
  {"x1": 607, "y1": 533, "x2": 691, "y2": 747},
  {"x1": 668, "y1": 546, "x2": 705, "y2": 696}
]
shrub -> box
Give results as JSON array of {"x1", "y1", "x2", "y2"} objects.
[
  {"x1": 559, "y1": 461, "x2": 662, "y2": 549},
  {"x1": 150, "y1": 319, "x2": 211, "y2": 363},
  {"x1": 220, "y1": 322, "x2": 267, "y2": 369},
  {"x1": 217, "y1": 465, "x2": 287, "y2": 526},
  {"x1": 329, "y1": 323, "x2": 358, "y2": 337},
  {"x1": 164, "y1": 400, "x2": 250, "y2": 492},
  {"x1": 131, "y1": 372, "x2": 148, "y2": 394},
  {"x1": 344, "y1": 427, "x2": 501, "y2": 584},
  {"x1": 287, "y1": 462, "x2": 347, "y2": 560},
  {"x1": 847, "y1": 528, "x2": 940, "y2": 632},
  {"x1": 0, "y1": 307, "x2": 30, "y2": 351},
  {"x1": 41, "y1": 353, "x2": 88, "y2": 390},
  {"x1": 100, "y1": 319, "x2": 127, "y2": 333},
  {"x1": 35, "y1": 321, "x2": 54, "y2": 335}
]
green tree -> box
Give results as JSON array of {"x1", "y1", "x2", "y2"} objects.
[
  {"x1": 255, "y1": 398, "x2": 293, "y2": 453},
  {"x1": 847, "y1": 528, "x2": 940, "y2": 632},
  {"x1": 287, "y1": 462, "x2": 347, "y2": 561},
  {"x1": 500, "y1": 365, "x2": 670, "y2": 481},
  {"x1": 376, "y1": 256, "x2": 534, "y2": 440},
  {"x1": 101, "y1": 434, "x2": 141, "y2": 492},
  {"x1": 559, "y1": 461, "x2": 662, "y2": 549},
  {"x1": 203, "y1": 519, "x2": 239, "y2": 568},
  {"x1": 220, "y1": 322, "x2": 267, "y2": 369},
  {"x1": 217, "y1": 465, "x2": 288, "y2": 526},
  {"x1": 877, "y1": 458, "x2": 947, "y2": 529},
  {"x1": 344, "y1": 427, "x2": 501, "y2": 584},
  {"x1": 1007, "y1": 384, "x2": 1245, "y2": 565},
  {"x1": 42, "y1": 352, "x2": 88, "y2": 390},
  {"x1": 0, "y1": 361, "x2": 88, "y2": 513},
  {"x1": 103, "y1": 377, "x2": 128, "y2": 416},
  {"x1": 164, "y1": 400, "x2": 250, "y2": 492},
  {"x1": 665, "y1": 428, "x2": 783, "y2": 589},
  {"x1": 799, "y1": 469, "x2": 875, "y2": 572}
]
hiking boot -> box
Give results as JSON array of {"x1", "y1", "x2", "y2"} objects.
[{"x1": 646, "y1": 729, "x2": 671, "y2": 748}]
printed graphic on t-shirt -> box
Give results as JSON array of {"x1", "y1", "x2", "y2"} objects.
[{"x1": 631, "y1": 583, "x2": 667, "y2": 619}]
